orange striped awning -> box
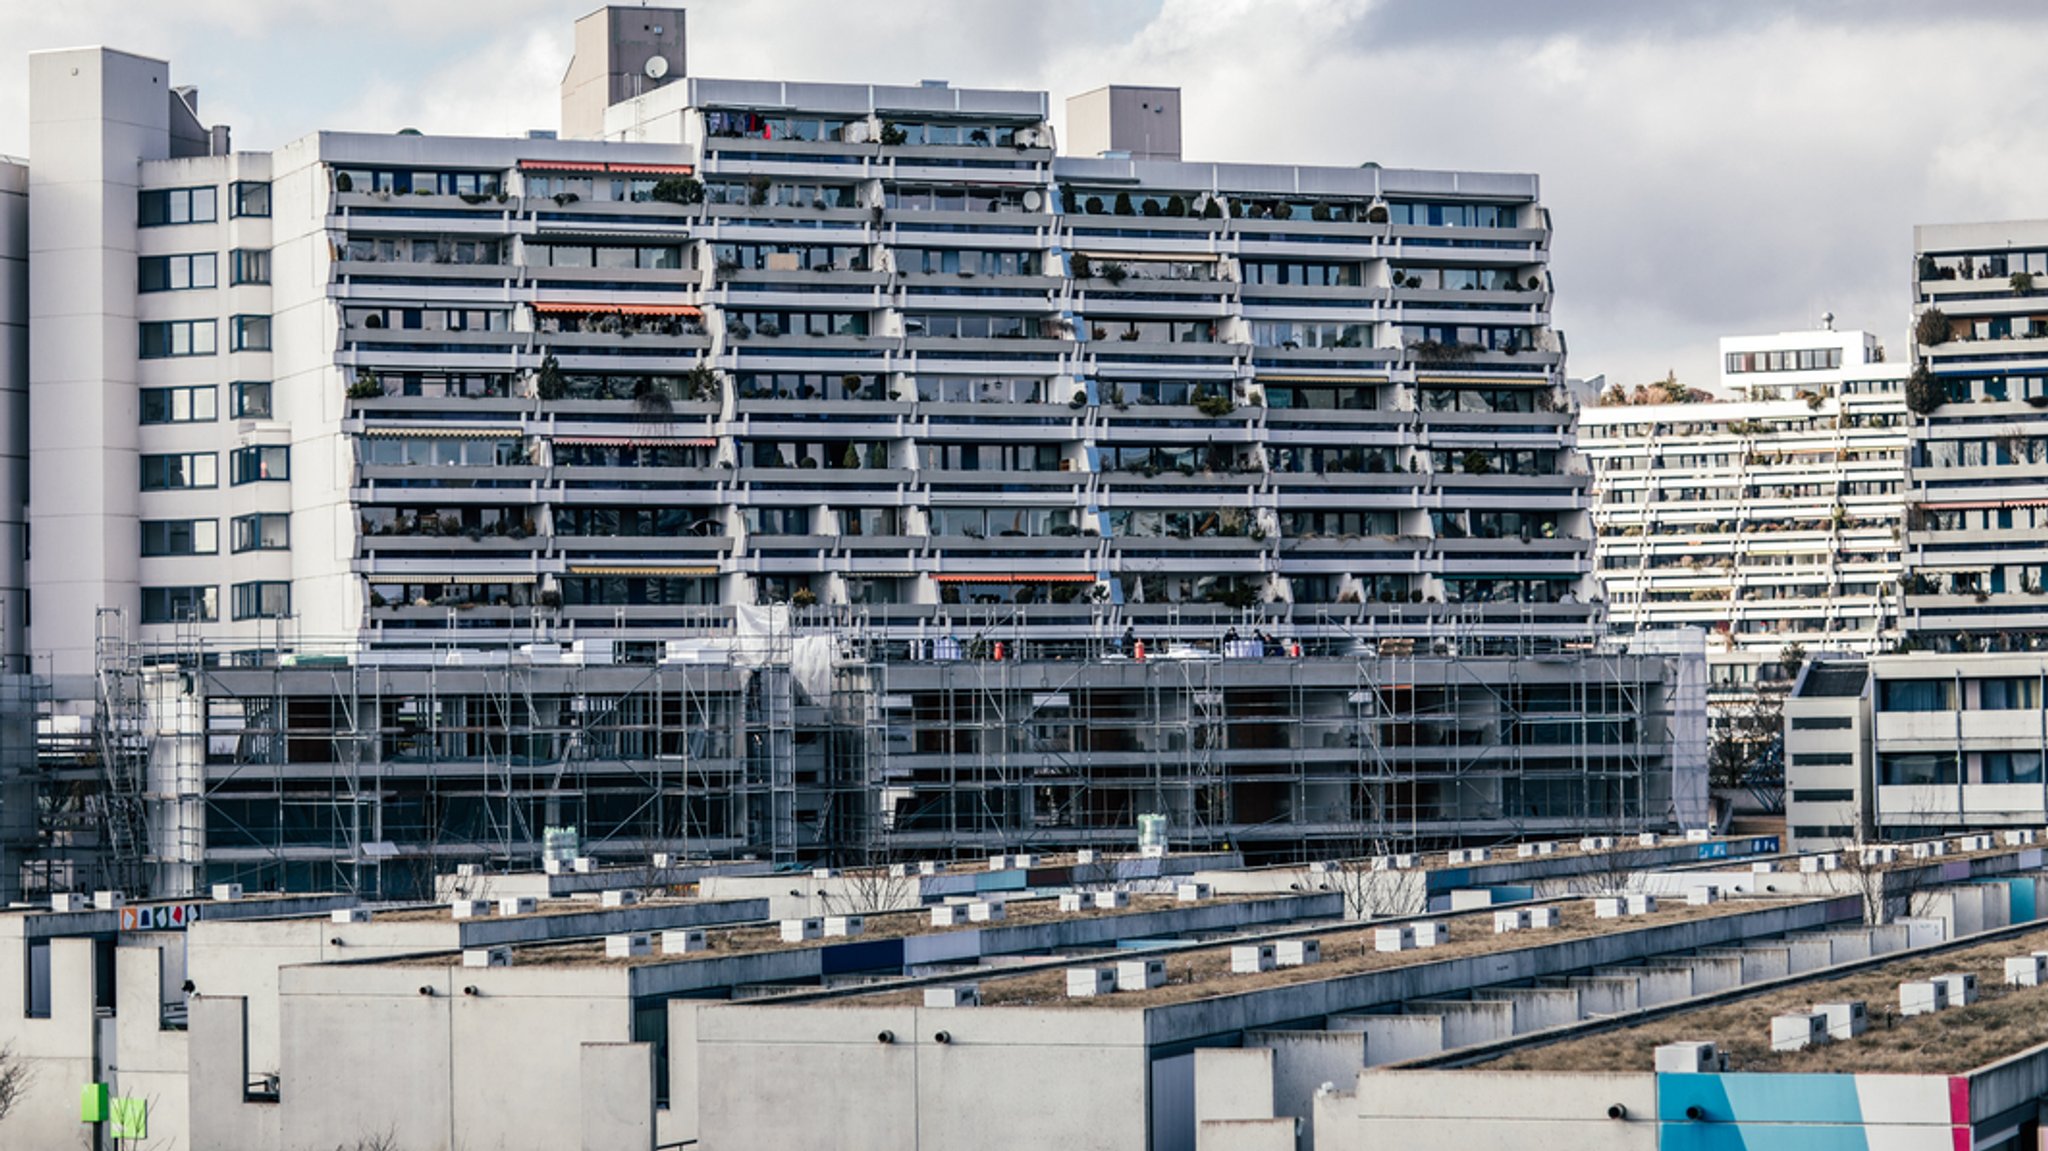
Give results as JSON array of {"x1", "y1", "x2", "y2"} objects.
[
  {"x1": 533, "y1": 302, "x2": 702, "y2": 317},
  {"x1": 607, "y1": 162, "x2": 695, "y2": 176},
  {"x1": 518, "y1": 159, "x2": 607, "y2": 172},
  {"x1": 555, "y1": 435, "x2": 716, "y2": 447},
  {"x1": 932, "y1": 573, "x2": 1097, "y2": 584},
  {"x1": 517, "y1": 159, "x2": 695, "y2": 176}
]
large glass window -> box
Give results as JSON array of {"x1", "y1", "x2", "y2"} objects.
[
  {"x1": 231, "y1": 582, "x2": 291, "y2": 620},
  {"x1": 1983, "y1": 751, "x2": 2044, "y2": 784},
  {"x1": 231, "y1": 315, "x2": 273, "y2": 352},
  {"x1": 230, "y1": 446, "x2": 289, "y2": 484},
  {"x1": 1877, "y1": 678, "x2": 1954, "y2": 712},
  {"x1": 141, "y1": 453, "x2": 218, "y2": 490},
  {"x1": 231, "y1": 513, "x2": 290, "y2": 553},
  {"x1": 140, "y1": 385, "x2": 217, "y2": 424},
  {"x1": 141, "y1": 585, "x2": 218, "y2": 624},
  {"x1": 1976, "y1": 677, "x2": 2040, "y2": 710},
  {"x1": 230, "y1": 181, "x2": 271, "y2": 218},
  {"x1": 229, "y1": 249, "x2": 271, "y2": 285},
  {"x1": 138, "y1": 186, "x2": 218, "y2": 226},
  {"x1": 1878, "y1": 751, "x2": 1957, "y2": 786},
  {"x1": 141, "y1": 519, "x2": 218, "y2": 556},
  {"x1": 138, "y1": 253, "x2": 217, "y2": 292},
  {"x1": 138, "y1": 320, "x2": 218, "y2": 359},
  {"x1": 230, "y1": 382, "x2": 273, "y2": 419}
]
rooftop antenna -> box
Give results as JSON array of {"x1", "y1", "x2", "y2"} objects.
[{"x1": 1821, "y1": 311, "x2": 1835, "y2": 331}]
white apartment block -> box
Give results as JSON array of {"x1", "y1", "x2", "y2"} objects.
[
  {"x1": 1580, "y1": 327, "x2": 1909, "y2": 693},
  {"x1": 1904, "y1": 220, "x2": 2048, "y2": 652},
  {"x1": 0, "y1": 155, "x2": 22, "y2": 666}
]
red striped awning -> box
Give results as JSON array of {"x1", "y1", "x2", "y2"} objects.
[
  {"x1": 533, "y1": 302, "x2": 701, "y2": 317},
  {"x1": 607, "y1": 162, "x2": 695, "y2": 176},
  {"x1": 933, "y1": 573, "x2": 1097, "y2": 584},
  {"x1": 518, "y1": 159, "x2": 607, "y2": 172},
  {"x1": 517, "y1": 160, "x2": 695, "y2": 176},
  {"x1": 555, "y1": 436, "x2": 716, "y2": 447}
]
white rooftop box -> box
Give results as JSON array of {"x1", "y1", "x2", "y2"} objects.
[
  {"x1": 1813, "y1": 1001, "x2": 1866, "y2": 1041},
  {"x1": 497, "y1": 897, "x2": 538, "y2": 916},
  {"x1": 1594, "y1": 897, "x2": 1628, "y2": 919},
  {"x1": 572, "y1": 856, "x2": 597, "y2": 873},
  {"x1": 1625, "y1": 894, "x2": 1656, "y2": 915},
  {"x1": 1494, "y1": 909, "x2": 1530, "y2": 933},
  {"x1": 1176, "y1": 883, "x2": 1211, "y2": 903},
  {"x1": 1276, "y1": 939, "x2": 1320, "y2": 967},
  {"x1": 662, "y1": 929, "x2": 707, "y2": 954},
  {"x1": 462, "y1": 947, "x2": 512, "y2": 969},
  {"x1": 1375, "y1": 926, "x2": 1414, "y2": 952},
  {"x1": 1686, "y1": 886, "x2": 1720, "y2": 906},
  {"x1": 1935, "y1": 972, "x2": 1977, "y2": 1006},
  {"x1": 1686, "y1": 829, "x2": 1711, "y2": 842},
  {"x1": 780, "y1": 918, "x2": 823, "y2": 942},
  {"x1": 823, "y1": 915, "x2": 864, "y2": 938},
  {"x1": 1231, "y1": 944, "x2": 1276, "y2": 974},
  {"x1": 918, "y1": 861, "x2": 940, "y2": 876},
  {"x1": 1528, "y1": 906, "x2": 1561, "y2": 928},
  {"x1": 890, "y1": 863, "x2": 914, "y2": 878},
  {"x1": 925, "y1": 984, "x2": 979, "y2": 1008},
  {"x1": 1653, "y1": 1041, "x2": 1721, "y2": 1073},
  {"x1": 1066, "y1": 966, "x2": 1116, "y2": 998},
  {"x1": 211, "y1": 884, "x2": 244, "y2": 902},
  {"x1": 1076, "y1": 849, "x2": 1098, "y2": 864},
  {"x1": 1058, "y1": 893, "x2": 1087, "y2": 913},
  {"x1": 331, "y1": 908, "x2": 372, "y2": 924},
  {"x1": 812, "y1": 867, "x2": 839, "y2": 880},
  {"x1": 451, "y1": 900, "x2": 494, "y2": 920},
  {"x1": 1638, "y1": 833, "x2": 1661, "y2": 847},
  {"x1": 1117, "y1": 958, "x2": 1168, "y2": 990},
  {"x1": 605, "y1": 932, "x2": 652, "y2": 958},
  {"x1": 455, "y1": 864, "x2": 479, "y2": 878},
  {"x1": 601, "y1": 889, "x2": 640, "y2": 908},
  {"x1": 1770, "y1": 1011, "x2": 1829, "y2": 1052},
  {"x1": 2008, "y1": 955, "x2": 2047, "y2": 988},
  {"x1": 1899, "y1": 980, "x2": 1948, "y2": 1016},
  {"x1": 1093, "y1": 890, "x2": 1130, "y2": 910},
  {"x1": 931, "y1": 905, "x2": 963, "y2": 927},
  {"x1": 95, "y1": 891, "x2": 125, "y2": 911},
  {"x1": 967, "y1": 900, "x2": 1005, "y2": 922},
  {"x1": 651, "y1": 853, "x2": 676, "y2": 869},
  {"x1": 1414, "y1": 921, "x2": 1450, "y2": 947},
  {"x1": 1580, "y1": 836, "x2": 1616, "y2": 852},
  {"x1": 49, "y1": 893, "x2": 84, "y2": 913}
]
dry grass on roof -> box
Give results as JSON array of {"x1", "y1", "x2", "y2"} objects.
[
  {"x1": 1488, "y1": 922, "x2": 2048, "y2": 1075},
  {"x1": 847, "y1": 898, "x2": 1779, "y2": 1009}
]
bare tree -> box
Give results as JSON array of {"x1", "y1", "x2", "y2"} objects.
[
  {"x1": 1292, "y1": 861, "x2": 1427, "y2": 920},
  {"x1": 819, "y1": 866, "x2": 918, "y2": 916},
  {"x1": 0, "y1": 1042, "x2": 28, "y2": 1123}
]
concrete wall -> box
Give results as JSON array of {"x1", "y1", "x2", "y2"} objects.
[
  {"x1": 1317, "y1": 1068, "x2": 1657, "y2": 1150},
  {"x1": 1329, "y1": 1013, "x2": 1444, "y2": 1066},
  {"x1": 1243, "y1": 1029, "x2": 1363, "y2": 1143},
  {"x1": 0, "y1": 936, "x2": 98, "y2": 1150}
]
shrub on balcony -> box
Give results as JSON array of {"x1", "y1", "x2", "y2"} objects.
[
  {"x1": 1904, "y1": 366, "x2": 1944, "y2": 415},
  {"x1": 1915, "y1": 307, "x2": 1952, "y2": 348},
  {"x1": 652, "y1": 176, "x2": 704, "y2": 205},
  {"x1": 2015, "y1": 271, "x2": 2038, "y2": 295},
  {"x1": 1113, "y1": 192, "x2": 1135, "y2": 216},
  {"x1": 1195, "y1": 394, "x2": 1237, "y2": 418},
  {"x1": 346, "y1": 370, "x2": 384, "y2": 400}
]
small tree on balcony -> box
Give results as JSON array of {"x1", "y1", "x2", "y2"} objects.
[
  {"x1": 2014, "y1": 271, "x2": 2037, "y2": 295},
  {"x1": 1904, "y1": 366, "x2": 1944, "y2": 416},
  {"x1": 1915, "y1": 307, "x2": 1953, "y2": 348},
  {"x1": 535, "y1": 351, "x2": 566, "y2": 401},
  {"x1": 651, "y1": 176, "x2": 704, "y2": 205}
]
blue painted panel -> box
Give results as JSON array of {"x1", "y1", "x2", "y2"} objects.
[
  {"x1": 820, "y1": 937, "x2": 904, "y2": 976},
  {"x1": 1659, "y1": 1123, "x2": 1873, "y2": 1151},
  {"x1": 1490, "y1": 885, "x2": 1534, "y2": 903},
  {"x1": 1973, "y1": 876, "x2": 2038, "y2": 923},
  {"x1": 1695, "y1": 842, "x2": 1730, "y2": 860},
  {"x1": 1425, "y1": 867, "x2": 1470, "y2": 893},
  {"x1": 974, "y1": 871, "x2": 1029, "y2": 893},
  {"x1": 1657, "y1": 1073, "x2": 1866, "y2": 1125}
]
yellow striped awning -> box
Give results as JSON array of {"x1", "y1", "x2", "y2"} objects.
[
  {"x1": 360, "y1": 426, "x2": 524, "y2": 439},
  {"x1": 566, "y1": 564, "x2": 718, "y2": 577},
  {"x1": 366, "y1": 573, "x2": 537, "y2": 584}
]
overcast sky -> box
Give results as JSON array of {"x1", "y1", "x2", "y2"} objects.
[{"x1": 5, "y1": 0, "x2": 2046, "y2": 390}]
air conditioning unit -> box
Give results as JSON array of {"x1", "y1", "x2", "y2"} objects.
[
  {"x1": 1448, "y1": 848, "x2": 1490, "y2": 865},
  {"x1": 1118, "y1": 958, "x2": 1168, "y2": 990},
  {"x1": 1231, "y1": 944, "x2": 1277, "y2": 974},
  {"x1": 572, "y1": 857, "x2": 597, "y2": 874},
  {"x1": 824, "y1": 915, "x2": 864, "y2": 938},
  {"x1": 1011, "y1": 853, "x2": 1038, "y2": 869},
  {"x1": 1093, "y1": 890, "x2": 1130, "y2": 910},
  {"x1": 1516, "y1": 843, "x2": 1540, "y2": 859},
  {"x1": 1494, "y1": 909, "x2": 1531, "y2": 933},
  {"x1": 1392, "y1": 854, "x2": 1420, "y2": 869},
  {"x1": 1075, "y1": 849, "x2": 1098, "y2": 864},
  {"x1": 95, "y1": 891, "x2": 126, "y2": 911},
  {"x1": 1594, "y1": 897, "x2": 1627, "y2": 919},
  {"x1": 1653, "y1": 1041, "x2": 1722, "y2": 1073},
  {"x1": 652, "y1": 854, "x2": 677, "y2": 869},
  {"x1": 1686, "y1": 828, "x2": 1712, "y2": 842},
  {"x1": 331, "y1": 908, "x2": 373, "y2": 924},
  {"x1": 1374, "y1": 926, "x2": 1414, "y2": 953},
  {"x1": 1580, "y1": 836, "x2": 1616, "y2": 852},
  {"x1": 1899, "y1": 979, "x2": 1948, "y2": 1016},
  {"x1": 931, "y1": 905, "x2": 963, "y2": 927},
  {"x1": 497, "y1": 897, "x2": 538, "y2": 916},
  {"x1": 1309, "y1": 860, "x2": 1339, "y2": 873},
  {"x1": 1813, "y1": 1001, "x2": 1867, "y2": 1040},
  {"x1": 451, "y1": 900, "x2": 495, "y2": 920},
  {"x1": 988, "y1": 855, "x2": 1011, "y2": 872},
  {"x1": 662, "y1": 929, "x2": 707, "y2": 954},
  {"x1": 1752, "y1": 862, "x2": 1776, "y2": 873},
  {"x1": 1771, "y1": 1011, "x2": 1829, "y2": 1052},
  {"x1": 50, "y1": 893, "x2": 85, "y2": 913},
  {"x1": 1935, "y1": 972, "x2": 1977, "y2": 1006},
  {"x1": 925, "y1": 984, "x2": 980, "y2": 1007},
  {"x1": 1058, "y1": 893, "x2": 1087, "y2": 913},
  {"x1": 1276, "y1": 940, "x2": 1320, "y2": 967},
  {"x1": 211, "y1": 884, "x2": 244, "y2": 902},
  {"x1": 1414, "y1": 921, "x2": 1450, "y2": 948},
  {"x1": 967, "y1": 900, "x2": 1005, "y2": 922},
  {"x1": 601, "y1": 889, "x2": 640, "y2": 908},
  {"x1": 1528, "y1": 906, "x2": 1560, "y2": 929},
  {"x1": 813, "y1": 867, "x2": 840, "y2": 880},
  {"x1": 1065, "y1": 966, "x2": 1116, "y2": 998},
  {"x1": 462, "y1": 947, "x2": 512, "y2": 969},
  {"x1": 605, "y1": 932, "x2": 652, "y2": 958},
  {"x1": 918, "y1": 861, "x2": 940, "y2": 876},
  {"x1": 1625, "y1": 894, "x2": 1656, "y2": 916},
  {"x1": 780, "y1": 918, "x2": 823, "y2": 942},
  {"x1": 1176, "y1": 883, "x2": 1212, "y2": 903},
  {"x1": 890, "y1": 863, "x2": 914, "y2": 878},
  {"x1": 1686, "y1": 886, "x2": 1720, "y2": 906},
  {"x1": 543, "y1": 858, "x2": 567, "y2": 876}
]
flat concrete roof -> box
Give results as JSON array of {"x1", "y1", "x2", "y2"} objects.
[
  {"x1": 843, "y1": 897, "x2": 1788, "y2": 1010},
  {"x1": 1488, "y1": 922, "x2": 2048, "y2": 1075}
]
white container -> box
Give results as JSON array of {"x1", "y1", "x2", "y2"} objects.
[
  {"x1": 780, "y1": 918, "x2": 823, "y2": 942},
  {"x1": 543, "y1": 857, "x2": 566, "y2": 875},
  {"x1": 455, "y1": 864, "x2": 480, "y2": 878},
  {"x1": 1528, "y1": 906, "x2": 1561, "y2": 928},
  {"x1": 1594, "y1": 897, "x2": 1627, "y2": 919},
  {"x1": 1176, "y1": 883, "x2": 1212, "y2": 903},
  {"x1": 651, "y1": 853, "x2": 676, "y2": 869},
  {"x1": 812, "y1": 867, "x2": 839, "y2": 880},
  {"x1": 1058, "y1": 893, "x2": 1087, "y2": 912},
  {"x1": 1012, "y1": 853, "x2": 1038, "y2": 869},
  {"x1": 1685, "y1": 829, "x2": 1711, "y2": 842},
  {"x1": 1392, "y1": 853, "x2": 1420, "y2": 869},
  {"x1": 1448, "y1": 848, "x2": 1491, "y2": 864},
  {"x1": 1814, "y1": 1001, "x2": 1867, "y2": 1040},
  {"x1": 918, "y1": 861, "x2": 939, "y2": 876},
  {"x1": 1580, "y1": 836, "x2": 1615, "y2": 852},
  {"x1": 1516, "y1": 843, "x2": 1539, "y2": 859},
  {"x1": 1075, "y1": 849, "x2": 1098, "y2": 864},
  {"x1": 1625, "y1": 894, "x2": 1657, "y2": 916},
  {"x1": 1494, "y1": 909, "x2": 1530, "y2": 933},
  {"x1": 1686, "y1": 886, "x2": 1720, "y2": 906},
  {"x1": 95, "y1": 891, "x2": 125, "y2": 911},
  {"x1": 1066, "y1": 966, "x2": 1116, "y2": 998},
  {"x1": 1637, "y1": 833, "x2": 1661, "y2": 847},
  {"x1": 661, "y1": 929, "x2": 707, "y2": 954},
  {"x1": 451, "y1": 900, "x2": 494, "y2": 920},
  {"x1": 967, "y1": 901, "x2": 1005, "y2": 922},
  {"x1": 601, "y1": 889, "x2": 640, "y2": 908},
  {"x1": 1654, "y1": 1041, "x2": 1720, "y2": 1073},
  {"x1": 1374, "y1": 926, "x2": 1414, "y2": 952},
  {"x1": 604, "y1": 933, "x2": 651, "y2": 958},
  {"x1": 496, "y1": 897, "x2": 537, "y2": 917},
  {"x1": 1751, "y1": 862, "x2": 1776, "y2": 873},
  {"x1": 1935, "y1": 972, "x2": 1977, "y2": 1006},
  {"x1": 1231, "y1": 944, "x2": 1277, "y2": 973},
  {"x1": 925, "y1": 985, "x2": 979, "y2": 1008},
  {"x1": 331, "y1": 908, "x2": 372, "y2": 924},
  {"x1": 1369, "y1": 855, "x2": 1395, "y2": 872},
  {"x1": 50, "y1": 893, "x2": 84, "y2": 912},
  {"x1": 1093, "y1": 890, "x2": 1130, "y2": 910},
  {"x1": 2009, "y1": 955, "x2": 2048, "y2": 988},
  {"x1": 823, "y1": 915, "x2": 864, "y2": 938},
  {"x1": 1414, "y1": 921, "x2": 1450, "y2": 947},
  {"x1": 890, "y1": 863, "x2": 914, "y2": 878},
  {"x1": 462, "y1": 947, "x2": 511, "y2": 968},
  {"x1": 1276, "y1": 939, "x2": 1321, "y2": 967},
  {"x1": 1117, "y1": 958, "x2": 1168, "y2": 990},
  {"x1": 931, "y1": 905, "x2": 962, "y2": 927},
  {"x1": 572, "y1": 856, "x2": 597, "y2": 874},
  {"x1": 2004, "y1": 829, "x2": 2038, "y2": 846},
  {"x1": 988, "y1": 855, "x2": 1010, "y2": 871},
  {"x1": 1770, "y1": 1011, "x2": 1829, "y2": 1052},
  {"x1": 211, "y1": 884, "x2": 244, "y2": 902},
  {"x1": 1899, "y1": 980, "x2": 1948, "y2": 1016}
]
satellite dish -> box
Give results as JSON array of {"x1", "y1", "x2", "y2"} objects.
[
  {"x1": 645, "y1": 55, "x2": 670, "y2": 80},
  {"x1": 1022, "y1": 189, "x2": 1044, "y2": 211}
]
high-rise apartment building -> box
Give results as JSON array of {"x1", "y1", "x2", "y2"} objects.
[
  {"x1": 1904, "y1": 220, "x2": 2048, "y2": 652},
  {"x1": 3, "y1": 13, "x2": 1704, "y2": 896},
  {"x1": 1581, "y1": 327, "x2": 1909, "y2": 693}
]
